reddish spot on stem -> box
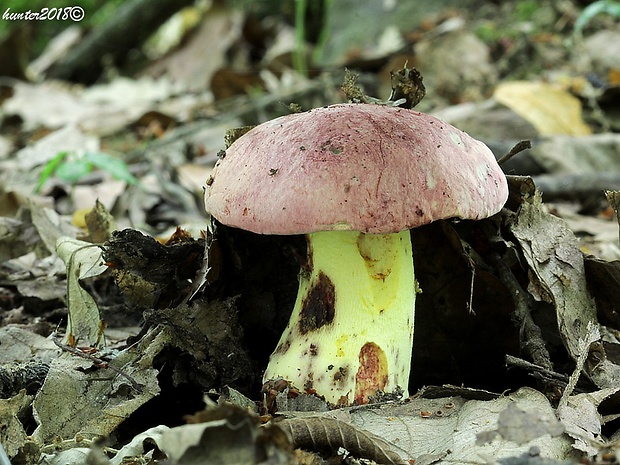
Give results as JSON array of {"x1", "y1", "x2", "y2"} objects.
[{"x1": 354, "y1": 342, "x2": 388, "y2": 404}]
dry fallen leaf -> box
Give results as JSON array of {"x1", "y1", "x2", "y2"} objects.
[
  {"x1": 508, "y1": 191, "x2": 598, "y2": 363},
  {"x1": 159, "y1": 403, "x2": 292, "y2": 465},
  {"x1": 558, "y1": 388, "x2": 620, "y2": 456},
  {"x1": 3, "y1": 82, "x2": 90, "y2": 130},
  {"x1": 32, "y1": 326, "x2": 163, "y2": 446},
  {"x1": 0, "y1": 390, "x2": 36, "y2": 459},
  {"x1": 476, "y1": 401, "x2": 564, "y2": 446},
  {"x1": 605, "y1": 190, "x2": 620, "y2": 246},
  {"x1": 108, "y1": 425, "x2": 169, "y2": 465},
  {"x1": 56, "y1": 236, "x2": 107, "y2": 347},
  {"x1": 0, "y1": 326, "x2": 59, "y2": 365},
  {"x1": 280, "y1": 387, "x2": 576, "y2": 464},
  {"x1": 277, "y1": 416, "x2": 408, "y2": 465}
]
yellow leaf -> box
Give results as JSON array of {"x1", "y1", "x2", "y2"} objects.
[
  {"x1": 494, "y1": 81, "x2": 591, "y2": 136},
  {"x1": 71, "y1": 207, "x2": 90, "y2": 229}
]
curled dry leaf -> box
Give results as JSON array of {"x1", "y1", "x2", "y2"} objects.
[
  {"x1": 55, "y1": 236, "x2": 108, "y2": 347},
  {"x1": 388, "y1": 66, "x2": 426, "y2": 109},
  {"x1": 276, "y1": 416, "x2": 408, "y2": 465},
  {"x1": 509, "y1": 191, "x2": 598, "y2": 365}
]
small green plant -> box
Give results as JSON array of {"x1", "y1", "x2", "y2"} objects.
[
  {"x1": 514, "y1": 0, "x2": 540, "y2": 22},
  {"x1": 473, "y1": 0, "x2": 545, "y2": 45},
  {"x1": 574, "y1": 0, "x2": 620, "y2": 34},
  {"x1": 36, "y1": 150, "x2": 139, "y2": 193}
]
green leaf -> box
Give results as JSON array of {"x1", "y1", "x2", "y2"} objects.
[
  {"x1": 36, "y1": 151, "x2": 68, "y2": 193},
  {"x1": 54, "y1": 157, "x2": 94, "y2": 183},
  {"x1": 84, "y1": 152, "x2": 139, "y2": 185},
  {"x1": 575, "y1": 0, "x2": 620, "y2": 33},
  {"x1": 36, "y1": 150, "x2": 139, "y2": 191}
]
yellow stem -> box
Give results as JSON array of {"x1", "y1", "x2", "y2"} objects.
[{"x1": 263, "y1": 229, "x2": 416, "y2": 406}]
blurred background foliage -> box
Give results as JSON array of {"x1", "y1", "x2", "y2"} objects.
[{"x1": 1, "y1": 0, "x2": 618, "y2": 82}]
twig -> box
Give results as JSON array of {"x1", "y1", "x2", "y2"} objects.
[
  {"x1": 505, "y1": 355, "x2": 569, "y2": 384},
  {"x1": 497, "y1": 140, "x2": 532, "y2": 166},
  {"x1": 52, "y1": 335, "x2": 143, "y2": 393},
  {"x1": 558, "y1": 322, "x2": 600, "y2": 410}
]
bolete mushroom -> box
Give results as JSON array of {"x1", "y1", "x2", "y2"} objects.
[{"x1": 204, "y1": 103, "x2": 508, "y2": 406}]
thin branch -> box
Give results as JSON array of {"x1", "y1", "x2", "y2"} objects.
[
  {"x1": 497, "y1": 140, "x2": 532, "y2": 166},
  {"x1": 505, "y1": 355, "x2": 568, "y2": 383}
]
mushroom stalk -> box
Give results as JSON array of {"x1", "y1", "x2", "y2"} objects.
[{"x1": 263, "y1": 229, "x2": 415, "y2": 406}]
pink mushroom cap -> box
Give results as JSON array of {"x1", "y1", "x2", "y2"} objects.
[{"x1": 205, "y1": 103, "x2": 508, "y2": 235}]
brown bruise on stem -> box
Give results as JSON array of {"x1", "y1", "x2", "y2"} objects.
[
  {"x1": 299, "y1": 271, "x2": 335, "y2": 334},
  {"x1": 354, "y1": 342, "x2": 389, "y2": 404}
]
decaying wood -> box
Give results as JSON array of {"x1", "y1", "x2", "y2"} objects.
[{"x1": 276, "y1": 416, "x2": 408, "y2": 465}]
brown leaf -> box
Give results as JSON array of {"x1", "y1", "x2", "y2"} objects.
[
  {"x1": 388, "y1": 66, "x2": 426, "y2": 108},
  {"x1": 276, "y1": 416, "x2": 408, "y2": 465},
  {"x1": 79, "y1": 200, "x2": 117, "y2": 244}
]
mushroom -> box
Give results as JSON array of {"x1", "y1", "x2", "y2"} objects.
[{"x1": 204, "y1": 103, "x2": 508, "y2": 406}]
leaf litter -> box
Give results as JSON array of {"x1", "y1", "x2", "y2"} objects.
[{"x1": 1, "y1": 1, "x2": 620, "y2": 464}]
